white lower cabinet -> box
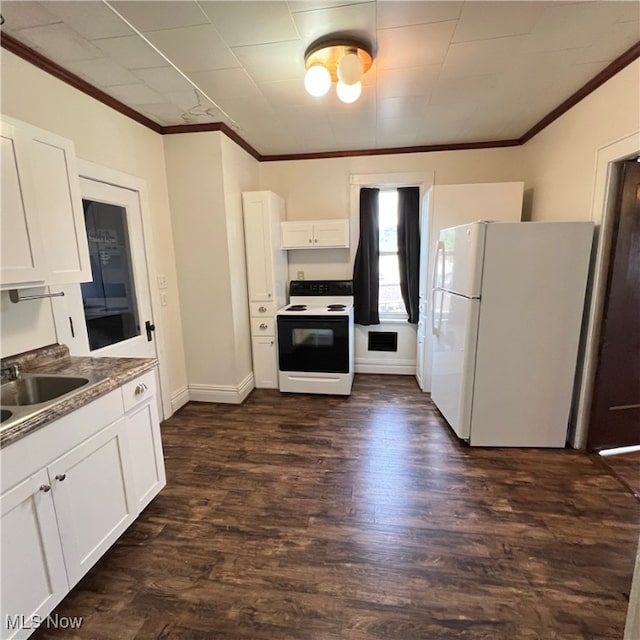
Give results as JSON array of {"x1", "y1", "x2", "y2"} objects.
[
  {"x1": 252, "y1": 337, "x2": 278, "y2": 388},
  {"x1": 0, "y1": 471, "x2": 68, "y2": 640},
  {"x1": 0, "y1": 371, "x2": 165, "y2": 639},
  {"x1": 48, "y1": 418, "x2": 136, "y2": 588}
]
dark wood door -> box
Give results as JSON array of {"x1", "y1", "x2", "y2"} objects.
[{"x1": 588, "y1": 160, "x2": 640, "y2": 449}]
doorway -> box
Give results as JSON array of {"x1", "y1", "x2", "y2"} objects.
[{"x1": 588, "y1": 159, "x2": 640, "y2": 450}]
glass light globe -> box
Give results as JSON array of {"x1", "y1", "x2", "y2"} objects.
[
  {"x1": 337, "y1": 51, "x2": 363, "y2": 86},
  {"x1": 336, "y1": 80, "x2": 362, "y2": 104},
  {"x1": 304, "y1": 64, "x2": 331, "y2": 97}
]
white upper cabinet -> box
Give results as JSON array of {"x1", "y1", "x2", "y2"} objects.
[
  {"x1": 0, "y1": 120, "x2": 47, "y2": 286},
  {"x1": 281, "y1": 219, "x2": 349, "y2": 249},
  {"x1": 0, "y1": 116, "x2": 91, "y2": 290},
  {"x1": 28, "y1": 127, "x2": 91, "y2": 285}
]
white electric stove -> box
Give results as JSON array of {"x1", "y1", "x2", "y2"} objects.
[{"x1": 276, "y1": 280, "x2": 354, "y2": 395}]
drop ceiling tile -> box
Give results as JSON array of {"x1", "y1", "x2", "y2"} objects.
[
  {"x1": 288, "y1": 1, "x2": 371, "y2": 13},
  {"x1": 163, "y1": 88, "x2": 218, "y2": 113},
  {"x1": 376, "y1": 130, "x2": 419, "y2": 148},
  {"x1": 199, "y1": 1, "x2": 298, "y2": 46},
  {"x1": 45, "y1": 1, "x2": 134, "y2": 40},
  {"x1": 232, "y1": 40, "x2": 306, "y2": 82},
  {"x1": 376, "y1": 21, "x2": 457, "y2": 71},
  {"x1": 133, "y1": 66, "x2": 195, "y2": 94},
  {"x1": 576, "y1": 21, "x2": 640, "y2": 64},
  {"x1": 524, "y1": 2, "x2": 635, "y2": 53},
  {"x1": 452, "y1": 1, "x2": 548, "y2": 44},
  {"x1": 377, "y1": 64, "x2": 440, "y2": 100},
  {"x1": 93, "y1": 34, "x2": 168, "y2": 70},
  {"x1": 377, "y1": 1, "x2": 463, "y2": 30},
  {"x1": 108, "y1": 1, "x2": 209, "y2": 32},
  {"x1": 258, "y1": 78, "x2": 318, "y2": 108},
  {"x1": 136, "y1": 102, "x2": 185, "y2": 125},
  {"x1": 108, "y1": 83, "x2": 166, "y2": 106},
  {"x1": 377, "y1": 95, "x2": 429, "y2": 122},
  {"x1": 292, "y1": 2, "x2": 376, "y2": 46},
  {"x1": 17, "y1": 23, "x2": 105, "y2": 62},
  {"x1": 144, "y1": 24, "x2": 239, "y2": 73},
  {"x1": 440, "y1": 35, "x2": 528, "y2": 79},
  {"x1": 67, "y1": 58, "x2": 141, "y2": 87},
  {"x1": 187, "y1": 68, "x2": 263, "y2": 102},
  {"x1": 429, "y1": 74, "x2": 499, "y2": 106},
  {"x1": 0, "y1": 1, "x2": 60, "y2": 32}
]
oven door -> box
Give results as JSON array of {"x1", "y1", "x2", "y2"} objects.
[{"x1": 277, "y1": 315, "x2": 349, "y2": 374}]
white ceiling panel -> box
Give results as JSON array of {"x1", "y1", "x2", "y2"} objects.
[
  {"x1": 232, "y1": 40, "x2": 306, "y2": 82},
  {"x1": 67, "y1": 58, "x2": 141, "y2": 87},
  {"x1": 377, "y1": 1, "x2": 463, "y2": 30},
  {"x1": 376, "y1": 21, "x2": 458, "y2": 71},
  {"x1": 133, "y1": 66, "x2": 196, "y2": 94},
  {"x1": 17, "y1": 23, "x2": 104, "y2": 62},
  {"x1": 93, "y1": 34, "x2": 169, "y2": 69},
  {"x1": 199, "y1": 1, "x2": 299, "y2": 47},
  {"x1": 108, "y1": 1, "x2": 209, "y2": 33},
  {"x1": 107, "y1": 83, "x2": 166, "y2": 105},
  {"x1": 0, "y1": 0, "x2": 636, "y2": 155},
  {"x1": 0, "y1": 2, "x2": 60, "y2": 33},
  {"x1": 292, "y1": 2, "x2": 376, "y2": 45},
  {"x1": 144, "y1": 24, "x2": 240, "y2": 73},
  {"x1": 45, "y1": 1, "x2": 135, "y2": 40}
]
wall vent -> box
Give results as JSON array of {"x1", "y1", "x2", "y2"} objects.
[{"x1": 368, "y1": 331, "x2": 398, "y2": 352}]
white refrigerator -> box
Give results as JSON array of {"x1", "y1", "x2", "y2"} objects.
[{"x1": 430, "y1": 221, "x2": 593, "y2": 447}]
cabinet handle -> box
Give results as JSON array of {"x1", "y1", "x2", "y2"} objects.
[
  {"x1": 258, "y1": 306, "x2": 267, "y2": 313},
  {"x1": 308, "y1": 238, "x2": 312, "y2": 243},
  {"x1": 314, "y1": 238, "x2": 318, "y2": 243},
  {"x1": 55, "y1": 474, "x2": 66, "y2": 482},
  {"x1": 135, "y1": 383, "x2": 146, "y2": 395},
  {"x1": 39, "y1": 484, "x2": 51, "y2": 492},
  {"x1": 259, "y1": 323, "x2": 268, "y2": 330},
  {"x1": 268, "y1": 293, "x2": 272, "y2": 298},
  {"x1": 270, "y1": 341, "x2": 274, "y2": 345}
]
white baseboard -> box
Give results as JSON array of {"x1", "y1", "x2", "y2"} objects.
[
  {"x1": 188, "y1": 373, "x2": 255, "y2": 404},
  {"x1": 170, "y1": 386, "x2": 189, "y2": 413},
  {"x1": 355, "y1": 358, "x2": 416, "y2": 375}
]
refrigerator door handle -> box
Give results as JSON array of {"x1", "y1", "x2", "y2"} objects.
[
  {"x1": 431, "y1": 289, "x2": 444, "y2": 336},
  {"x1": 432, "y1": 241, "x2": 445, "y2": 292}
]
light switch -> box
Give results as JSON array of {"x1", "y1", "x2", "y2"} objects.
[
  {"x1": 160, "y1": 292, "x2": 168, "y2": 306},
  {"x1": 157, "y1": 275, "x2": 168, "y2": 289},
  {"x1": 297, "y1": 271, "x2": 305, "y2": 280}
]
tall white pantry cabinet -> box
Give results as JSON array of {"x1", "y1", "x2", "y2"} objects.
[{"x1": 242, "y1": 191, "x2": 288, "y2": 389}]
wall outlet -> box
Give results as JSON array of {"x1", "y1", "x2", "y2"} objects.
[
  {"x1": 157, "y1": 275, "x2": 168, "y2": 289},
  {"x1": 297, "y1": 271, "x2": 305, "y2": 280},
  {"x1": 160, "y1": 292, "x2": 168, "y2": 306}
]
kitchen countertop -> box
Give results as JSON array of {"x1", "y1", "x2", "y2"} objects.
[{"x1": 0, "y1": 344, "x2": 157, "y2": 449}]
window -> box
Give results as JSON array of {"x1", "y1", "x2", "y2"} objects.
[{"x1": 378, "y1": 189, "x2": 406, "y2": 317}]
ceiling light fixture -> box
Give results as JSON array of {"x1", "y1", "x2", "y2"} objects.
[{"x1": 304, "y1": 38, "x2": 373, "y2": 104}]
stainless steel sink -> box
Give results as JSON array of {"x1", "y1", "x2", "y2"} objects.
[
  {"x1": 1, "y1": 375, "x2": 90, "y2": 407},
  {"x1": 0, "y1": 409, "x2": 12, "y2": 423}
]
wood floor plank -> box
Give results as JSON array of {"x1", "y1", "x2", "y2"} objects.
[{"x1": 33, "y1": 375, "x2": 640, "y2": 640}]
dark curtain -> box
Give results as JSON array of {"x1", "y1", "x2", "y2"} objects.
[
  {"x1": 353, "y1": 188, "x2": 380, "y2": 325},
  {"x1": 397, "y1": 186, "x2": 420, "y2": 323}
]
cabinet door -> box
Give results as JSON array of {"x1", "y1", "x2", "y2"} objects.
[
  {"x1": 0, "y1": 120, "x2": 46, "y2": 287},
  {"x1": 281, "y1": 222, "x2": 313, "y2": 248},
  {"x1": 0, "y1": 470, "x2": 68, "y2": 640},
  {"x1": 252, "y1": 337, "x2": 278, "y2": 388},
  {"x1": 313, "y1": 220, "x2": 349, "y2": 248},
  {"x1": 126, "y1": 399, "x2": 166, "y2": 512},
  {"x1": 28, "y1": 127, "x2": 91, "y2": 284},
  {"x1": 243, "y1": 194, "x2": 275, "y2": 301},
  {"x1": 48, "y1": 418, "x2": 136, "y2": 588}
]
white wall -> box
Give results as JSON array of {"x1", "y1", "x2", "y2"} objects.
[
  {"x1": 163, "y1": 132, "x2": 259, "y2": 396},
  {"x1": 0, "y1": 51, "x2": 188, "y2": 410},
  {"x1": 524, "y1": 60, "x2": 640, "y2": 222}
]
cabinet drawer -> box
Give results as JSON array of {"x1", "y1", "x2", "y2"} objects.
[
  {"x1": 250, "y1": 301, "x2": 276, "y2": 317},
  {"x1": 251, "y1": 317, "x2": 275, "y2": 336},
  {"x1": 121, "y1": 370, "x2": 157, "y2": 413}
]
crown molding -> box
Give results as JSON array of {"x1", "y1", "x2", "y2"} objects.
[
  {"x1": 2, "y1": 31, "x2": 639, "y2": 161},
  {"x1": 1, "y1": 32, "x2": 163, "y2": 134}
]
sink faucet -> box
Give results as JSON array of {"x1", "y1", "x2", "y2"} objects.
[{"x1": 1, "y1": 364, "x2": 19, "y2": 381}]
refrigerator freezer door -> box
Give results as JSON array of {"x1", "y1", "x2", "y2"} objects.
[
  {"x1": 430, "y1": 292, "x2": 480, "y2": 440},
  {"x1": 439, "y1": 222, "x2": 486, "y2": 298}
]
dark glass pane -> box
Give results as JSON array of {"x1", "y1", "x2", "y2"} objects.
[{"x1": 81, "y1": 200, "x2": 140, "y2": 350}]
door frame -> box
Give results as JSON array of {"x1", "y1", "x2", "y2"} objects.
[
  {"x1": 76, "y1": 160, "x2": 170, "y2": 421},
  {"x1": 571, "y1": 129, "x2": 640, "y2": 449}
]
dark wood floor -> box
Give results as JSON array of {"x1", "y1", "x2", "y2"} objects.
[
  {"x1": 35, "y1": 375, "x2": 640, "y2": 640},
  {"x1": 599, "y1": 451, "x2": 640, "y2": 501}
]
